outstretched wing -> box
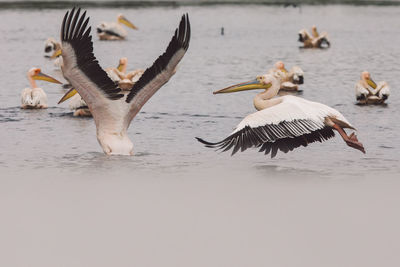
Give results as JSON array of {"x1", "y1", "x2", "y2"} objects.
[
  {"x1": 61, "y1": 7, "x2": 124, "y2": 109},
  {"x1": 197, "y1": 96, "x2": 344, "y2": 158},
  {"x1": 124, "y1": 14, "x2": 191, "y2": 125}
]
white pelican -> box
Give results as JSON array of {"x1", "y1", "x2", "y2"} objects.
[
  {"x1": 44, "y1": 37, "x2": 60, "y2": 57},
  {"x1": 355, "y1": 71, "x2": 390, "y2": 105},
  {"x1": 97, "y1": 14, "x2": 138, "y2": 40},
  {"x1": 21, "y1": 67, "x2": 61, "y2": 109},
  {"x1": 298, "y1": 26, "x2": 330, "y2": 48},
  {"x1": 60, "y1": 8, "x2": 190, "y2": 155},
  {"x1": 196, "y1": 73, "x2": 365, "y2": 158},
  {"x1": 268, "y1": 61, "x2": 304, "y2": 91}
]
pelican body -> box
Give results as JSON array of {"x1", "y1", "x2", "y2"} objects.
[
  {"x1": 60, "y1": 8, "x2": 190, "y2": 155},
  {"x1": 21, "y1": 68, "x2": 61, "y2": 109},
  {"x1": 97, "y1": 14, "x2": 138, "y2": 40},
  {"x1": 197, "y1": 73, "x2": 365, "y2": 158},
  {"x1": 355, "y1": 71, "x2": 390, "y2": 105},
  {"x1": 298, "y1": 26, "x2": 330, "y2": 48},
  {"x1": 269, "y1": 61, "x2": 304, "y2": 91}
]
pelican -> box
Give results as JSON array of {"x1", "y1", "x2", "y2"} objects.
[
  {"x1": 355, "y1": 71, "x2": 390, "y2": 105},
  {"x1": 59, "y1": 8, "x2": 190, "y2": 155},
  {"x1": 196, "y1": 73, "x2": 365, "y2": 158},
  {"x1": 58, "y1": 57, "x2": 144, "y2": 117},
  {"x1": 268, "y1": 61, "x2": 304, "y2": 91},
  {"x1": 44, "y1": 37, "x2": 61, "y2": 57},
  {"x1": 298, "y1": 26, "x2": 330, "y2": 48},
  {"x1": 21, "y1": 67, "x2": 61, "y2": 109},
  {"x1": 97, "y1": 14, "x2": 138, "y2": 40}
]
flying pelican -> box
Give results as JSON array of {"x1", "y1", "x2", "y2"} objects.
[
  {"x1": 298, "y1": 26, "x2": 330, "y2": 48},
  {"x1": 355, "y1": 71, "x2": 390, "y2": 105},
  {"x1": 269, "y1": 61, "x2": 304, "y2": 91},
  {"x1": 60, "y1": 8, "x2": 190, "y2": 155},
  {"x1": 21, "y1": 67, "x2": 61, "y2": 109},
  {"x1": 196, "y1": 73, "x2": 365, "y2": 158},
  {"x1": 97, "y1": 14, "x2": 138, "y2": 40}
]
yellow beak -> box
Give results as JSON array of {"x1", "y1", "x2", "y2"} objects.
[
  {"x1": 367, "y1": 78, "x2": 377, "y2": 89},
  {"x1": 58, "y1": 88, "x2": 78, "y2": 104},
  {"x1": 119, "y1": 16, "x2": 138, "y2": 30},
  {"x1": 50, "y1": 49, "x2": 62, "y2": 59},
  {"x1": 213, "y1": 78, "x2": 272, "y2": 94},
  {"x1": 33, "y1": 72, "x2": 62, "y2": 84}
]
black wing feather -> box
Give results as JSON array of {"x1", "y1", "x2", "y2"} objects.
[
  {"x1": 126, "y1": 14, "x2": 191, "y2": 103},
  {"x1": 61, "y1": 7, "x2": 123, "y2": 100},
  {"x1": 196, "y1": 119, "x2": 335, "y2": 158}
]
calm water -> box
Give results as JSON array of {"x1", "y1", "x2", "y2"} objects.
[{"x1": 0, "y1": 4, "x2": 399, "y2": 267}]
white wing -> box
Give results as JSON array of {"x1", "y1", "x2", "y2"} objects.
[
  {"x1": 197, "y1": 95, "x2": 352, "y2": 158},
  {"x1": 377, "y1": 81, "x2": 390, "y2": 99}
]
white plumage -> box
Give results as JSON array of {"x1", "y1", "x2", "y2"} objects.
[{"x1": 60, "y1": 8, "x2": 190, "y2": 155}]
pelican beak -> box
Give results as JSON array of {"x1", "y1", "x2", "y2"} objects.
[
  {"x1": 58, "y1": 88, "x2": 78, "y2": 104},
  {"x1": 367, "y1": 78, "x2": 377, "y2": 89},
  {"x1": 213, "y1": 78, "x2": 272, "y2": 94},
  {"x1": 33, "y1": 71, "x2": 62, "y2": 84},
  {"x1": 50, "y1": 49, "x2": 62, "y2": 59},
  {"x1": 119, "y1": 16, "x2": 138, "y2": 30},
  {"x1": 117, "y1": 62, "x2": 124, "y2": 72}
]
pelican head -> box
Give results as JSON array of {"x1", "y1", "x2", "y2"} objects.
[
  {"x1": 298, "y1": 29, "x2": 309, "y2": 42},
  {"x1": 275, "y1": 61, "x2": 288, "y2": 73},
  {"x1": 361, "y1": 71, "x2": 377, "y2": 89},
  {"x1": 28, "y1": 67, "x2": 61, "y2": 84},
  {"x1": 213, "y1": 74, "x2": 278, "y2": 94},
  {"x1": 44, "y1": 37, "x2": 57, "y2": 54},
  {"x1": 290, "y1": 66, "x2": 304, "y2": 84},
  {"x1": 117, "y1": 57, "x2": 128, "y2": 73},
  {"x1": 117, "y1": 14, "x2": 138, "y2": 30}
]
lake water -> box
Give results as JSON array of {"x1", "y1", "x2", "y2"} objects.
[{"x1": 0, "y1": 3, "x2": 399, "y2": 267}]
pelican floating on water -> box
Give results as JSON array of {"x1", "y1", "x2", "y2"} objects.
[
  {"x1": 60, "y1": 8, "x2": 190, "y2": 155},
  {"x1": 355, "y1": 71, "x2": 390, "y2": 105},
  {"x1": 97, "y1": 14, "x2": 138, "y2": 40},
  {"x1": 298, "y1": 26, "x2": 330, "y2": 48},
  {"x1": 21, "y1": 67, "x2": 61, "y2": 109},
  {"x1": 197, "y1": 73, "x2": 365, "y2": 158},
  {"x1": 269, "y1": 61, "x2": 304, "y2": 91}
]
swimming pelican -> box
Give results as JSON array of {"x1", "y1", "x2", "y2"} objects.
[
  {"x1": 355, "y1": 71, "x2": 390, "y2": 105},
  {"x1": 269, "y1": 61, "x2": 304, "y2": 91},
  {"x1": 21, "y1": 67, "x2": 61, "y2": 109},
  {"x1": 60, "y1": 8, "x2": 190, "y2": 155},
  {"x1": 298, "y1": 26, "x2": 330, "y2": 48},
  {"x1": 97, "y1": 14, "x2": 138, "y2": 40},
  {"x1": 44, "y1": 37, "x2": 61, "y2": 57},
  {"x1": 196, "y1": 73, "x2": 365, "y2": 158}
]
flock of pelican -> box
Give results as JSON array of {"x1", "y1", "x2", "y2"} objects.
[{"x1": 20, "y1": 7, "x2": 390, "y2": 157}]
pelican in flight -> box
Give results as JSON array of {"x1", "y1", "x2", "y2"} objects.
[
  {"x1": 60, "y1": 8, "x2": 190, "y2": 155},
  {"x1": 197, "y1": 73, "x2": 365, "y2": 158},
  {"x1": 298, "y1": 26, "x2": 330, "y2": 48},
  {"x1": 21, "y1": 67, "x2": 61, "y2": 109},
  {"x1": 355, "y1": 71, "x2": 390, "y2": 105},
  {"x1": 97, "y1": 14, "x2": 138, "y2": 40},
  {"x1": 269, "y1": 61, "x2": 304, "y2": 91}
]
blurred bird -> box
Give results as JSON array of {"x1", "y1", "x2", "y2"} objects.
[
  {"x1": 298, "y1": 26, "x2": 330, "y2": 48},
  {"x1": 355, "y1": 71, "x2": 390, "y2": 105},
  {"x1": 21, "y1": 67, "x2": 61, "y2": 109}
]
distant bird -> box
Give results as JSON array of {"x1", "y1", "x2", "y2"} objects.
[
  {"x1": 44, "y1": 37, "x2": 61, "y2": 57},
  {"x1": 298, "y1": 26, "x2": 330, "y2": 48},
  {"x1": 221, "y1": 27, "x2": 224, "y2": 36},
  {"x1": 105, "y1": 57, "x2": 144, "y2": 90},
  {"x1": 60, "y1": 8, "x2": 190, "y2": 155},
  {"x1": 355, "y1": 71, "x2": 390, "y2": 105},
  {"x1": 21, "y1": 67, "x2": 61, "y2": 109},
  {"x1": 97, "y1": 14, "x2": 138, "y2": 40},
  {"x1": 268, "y1": 61, "x2": 304, "y2": 91},
  {"x1": 197, "y1": 73, "x2": 365, "y2": 158}
]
